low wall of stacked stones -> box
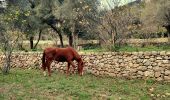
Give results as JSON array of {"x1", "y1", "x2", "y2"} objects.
[{"x1": 0, "y1": 51, "x2": 170, "y2": 82}]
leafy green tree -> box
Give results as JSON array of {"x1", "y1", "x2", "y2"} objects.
[{"x1": 0, "y1": 4, "x2": 23, "y2": 74}]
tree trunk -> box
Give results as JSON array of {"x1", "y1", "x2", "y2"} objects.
[
  {"x1": 49, "y1": 24, "x2": 64, "y2": 47},
  {"x1": 30, "y1": 36, "x2": 34, "y2": 49},
  {"x1": 2, "y1": 52, "x2": 12, "y2": 74},
  {"x1": 69, "y1": 33, "x2": 73, "y2": 47},
  {"x1": 168, "y1": 32, "x2": 170, "y2": 45},
  {"x1": 33, "y1": 29, "x2": 42, "y2": 49},
  {"x1": 72, "y1": 23, "x2": 77, "y2": 49},
  {"x1": 164, "y1": 25, "x2": 170, "y2": 45}
]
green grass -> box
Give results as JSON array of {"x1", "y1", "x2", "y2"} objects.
[
  {"x1": 118, "y1": 45, "x2": 170, "y2": 52},
  {"x1": 0, "y1": 69, "x2": 170, "y2": 100},
  {"x1": 81, "y1": 45, "x2": 170, "y2": 52}
]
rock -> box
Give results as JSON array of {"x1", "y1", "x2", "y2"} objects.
[
  {"x1": 144, "y1": 51, "x2": 151, "y2": 56},
  {"x1": 136, "y1": 59, "x2": 143, "y2": 63},
  {"x1": 166, "y1": 52, "x2": 170, "y2": 56},
  {"x1": 138, "y1": 51, "x2": 143, "y2": 55},
  {"x1": 128, "y1": 62, "x2": 133, "y2": 67},
  {"x1": 135, "y1": 64, "x2": 140, "y2": 68},
  {"x1": 144, "y1": 61, "x2": 151, "y2": 66},
  {"x1": 165, "y1": 70, "x2": 170, "y2": 75},
  {"x1": 156, "y1": 77, "x2": 163, "y2": 81},
  {"x1": 108, "y1": 73, "x2": 116, "y2": 77},
  {"x1": 160, "y1": 51, "x2": 166, "y2": 56},
  {"x1": 137, "y1": 71, "x2": 143, "y2": 75},
  {"x1": 156, "y1": 57, "x2": 162, "y2": 60},
  {"x1": 162, "y1": 60, "x2": 169, "y2": 64},
  {"x1": 138, "y1": 66, "x2": 147, "y2": 71},
  {"x1": 155, "y1": 72, "x2": 161, "y2": 77},
  {"x1": 151, "y1": 51, "x2": 158, "y2": 55},
  {"x1": 132, "y1": 52, "x2": 138, "y2": 55},
  {"x1": 144, "y1": 71, "x2": 154, "y2": 77},
  {"x1": 118, "y1": 59, "x2": 123, "y2": 63},
  {"x1": 148, "y1": 66, "x2": 152, "y2": 69},
  {"x1": 115, "y1": 68, "x2": 121, "y2": 72},
  {"x1": 164, "y1": 76, "x2": 170, "y2": 81},
  {"x1": 130, "y1": 69, "x2": 137, "y2": 73},
  {"x1": 153, "y1": 67, "x2": 164, "y2": 72},
  {"x1": 145, "y1": 56, "x2": 150, "y2": 59},
  {"x1": 149, "y1": 58, "x2": 155, "y2": 62}
]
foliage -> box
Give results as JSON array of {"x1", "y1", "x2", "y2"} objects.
[{"x1": 0, "y1": 4, "x2": 24, "y2": 74}]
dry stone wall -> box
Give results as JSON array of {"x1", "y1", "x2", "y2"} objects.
[{"x1": 0, "y1": 51, "x2": 170, "y2": 82}]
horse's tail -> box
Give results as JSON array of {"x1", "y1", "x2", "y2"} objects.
[{"x1": 42, "y1": 51, "x2": 46, "y2": 70}]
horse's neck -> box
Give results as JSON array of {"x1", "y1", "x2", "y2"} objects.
[{"x1": 74, "y1": 53, "x2": 82, "y2": 62}]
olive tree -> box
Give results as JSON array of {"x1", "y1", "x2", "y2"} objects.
[{"x1": 0, "y1": 6, "x2": 23, "y2": 74}]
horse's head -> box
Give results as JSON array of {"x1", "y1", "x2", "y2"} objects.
[{"x1": 78, "y1": 59, "x2": 84, "y2": 76}]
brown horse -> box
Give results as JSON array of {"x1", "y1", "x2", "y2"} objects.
[{"x1": 42, "y1": 46, "x2": 84, "y2": 76}]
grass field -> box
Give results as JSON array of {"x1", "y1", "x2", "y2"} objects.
[
  {"x1": 0, "y1": 69, "x2": 170, "y2": 100},
  {"x1": 81, "y1": 45, "x2": 170, "y2": 52}
]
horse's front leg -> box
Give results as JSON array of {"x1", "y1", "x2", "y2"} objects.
[
  {"x1": 67, "y1": 63, "x2": 70, "y2": 76},
  {"x1": 68, "y1": 61, "x2": 76, "y2": 74},
  {"x1": 46, "y1": 60, "x2": 52, "y2": 76}
]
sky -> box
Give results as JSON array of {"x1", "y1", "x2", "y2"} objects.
[{"x1": 99, "y1": 0, "x2": 137, "y2": 10}]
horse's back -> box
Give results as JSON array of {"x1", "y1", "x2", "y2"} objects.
[{"x1": 43, "y1": 46, "x2": 80, "y2": 61}]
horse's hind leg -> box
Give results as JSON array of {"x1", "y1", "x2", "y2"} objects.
[
  {"x1": 42, "y1": 63, "x2": 47, "y2": 76},
  {"x1": 46, "y1": 60, "x2": 52, "y2": 76}
]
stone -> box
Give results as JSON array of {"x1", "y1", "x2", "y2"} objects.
[
  {"x1": 156, "y1": 77, "x2": 163, "y2": 81},
  {"x1": 144, "y1": 51, "x2": 151, "y2": 56},
  {"x1": 145, "y1": 56, "x2": 150, "y2": 59},
  {"x1": 118, "y1": 59, "x2": 123, "y2": 63},
  {"x1": 137, "y1": 71, "x2": 143, "y2": 75},
  {"x1": 156, "y1": 57, "x2": 162, "y2": 60},
  {"x1": 108, "y1": 73, "x2": 116, "y2": 77},
  {"x1": 136, "y1": 59, "x2": 143, "y2": 63},
  {"x1": 132, "y1": 64, "x2": 139, "y2": 68},
  {"x1": 138, "y1": 51, "x2": 144, "y2": 55},
  {"x1": 164, "y1": 76, "x2": 170, "y2": 81},
  {"x1": 138, "y1": 66, "x2": 147, "y2": 71},
  {"x1": 160, "y1": 51, "x2": 166, "y2": 56},
  {"x1": 166, "y1": 51, "x2": 170, "y2": 56},
  {"x1": 115, "y1": 68, "x2": 121, "y2": 72},
  {"x1": 155, "y1": 72, "x2": 161, "y2": 77},
  {"x1": 153, "y1": 67, "x2": 164, "y2": 72},
  {"x1": 162, "y1": 60, "x2": 169, "y2": 64},
  {"x1": 144, "y1": 61, "x2": 151, "y2": 66},
  {"x1": 149, "y1": 58, "x2": 155, "y2": 62},
  {"x1": 151, "y1": 51, "x2": 158, "y2": 55},
  {"x1": 122, "y1": 73, "x2": 129, "y2": 77},
  {"x1": 132, "y1": 52, "x2": 138, "y2": 55},
  {"x1": 128, "y1": 62, "x2": 134, "y2": 67},
  {"x1": 148, "y1": 66, "x2": 152, "y2": 69},
  {"x1": 133, "y1": 56, "x2": 138, "y2": 59},
  {"x1": 165, "y1": 70, "x2": 170, "y2": 76},
  {"x1": 144, "y1": 71, "x2": 154, "y2": 77},
  {"x1": 130, "y1": 69, "x2": 137, "y2": 73}
]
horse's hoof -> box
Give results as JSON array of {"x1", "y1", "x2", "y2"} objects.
[{"x1": 43, "y1": 71, "x2": 47, "y2": 76}]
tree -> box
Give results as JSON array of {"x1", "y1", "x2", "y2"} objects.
[
  {"x1": 81, "y1": 0, "x2": 136, "y2": 50},
  {"x1": 140, "y1": 0, "x2": 170, "y2": 43},
  {"x1": 50, "y1": 0, "x2": 100, "y2": 48},
  {"x1": 37, "y1": 0, "x2": 65, "y2": 47},
  {"x1": 157, "y1": 0, "x2": 170, "y2": 44},
  {"x1": 0, "y1": 5, "x2": 23, "y2": 74}
]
